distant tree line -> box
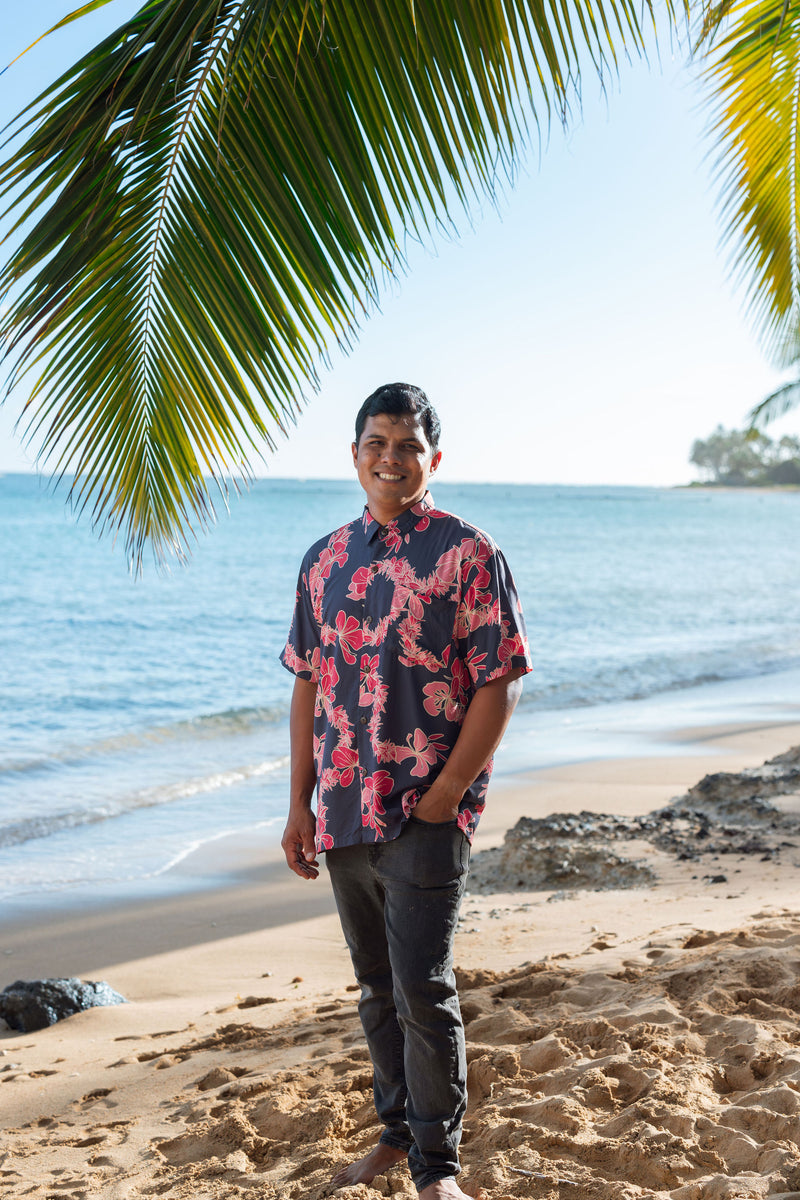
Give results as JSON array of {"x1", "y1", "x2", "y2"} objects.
[{"x1": 690, "y1": 426, "x2": 800, "y2": 486}]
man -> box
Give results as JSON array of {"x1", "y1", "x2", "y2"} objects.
[{"x1": 281, "y1": 383, "x2": 531, "y2": 1199}]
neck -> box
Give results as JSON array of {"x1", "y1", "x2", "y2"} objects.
[{"x1": 367, "y1": 491, "x2": 427, "y2": 526}]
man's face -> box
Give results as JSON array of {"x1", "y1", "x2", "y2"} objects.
[{"x1": 352, "y1": 411, "x2": 442, "y2": 523}]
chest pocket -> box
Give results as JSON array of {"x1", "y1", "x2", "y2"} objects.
[{"x1": 390, "y1": 592, "x2": 458, "y2": 666}]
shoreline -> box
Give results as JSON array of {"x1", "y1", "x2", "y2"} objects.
[
  {"x1": 4, "y1": 661, "x2": 800, "y2": 919},
  {"x1": 677, "y1": 482, "x2": 800, "y2": 491},
  {"x1": 2, "y1": 719, "x2": 800, "y2": 1198},
  {"x1": 2, "y1": 715, "x2": 799, "y2": 988}
]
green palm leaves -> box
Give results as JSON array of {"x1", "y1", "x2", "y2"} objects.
[
  {"x1": 1, "y1": 0, "x2": 669, "y2": 565},
  {"x1": 702, "y1": 0, "x2": 800, "y2": 425}
]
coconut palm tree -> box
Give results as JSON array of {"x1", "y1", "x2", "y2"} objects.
[{"x1": 0, "y1": 0, "x2": 795, "y2": 564}]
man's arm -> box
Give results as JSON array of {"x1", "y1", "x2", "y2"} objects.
[
  {"x1": 281, "y1": 676, "x2": 320, "y2": 879},
  {"x1": 412, "y1": 668, "x2": 526, "y2": 823}
]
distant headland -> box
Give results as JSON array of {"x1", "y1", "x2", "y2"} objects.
[{"x1": 688, "y1": 425, "x2": 800, "y2": 488}]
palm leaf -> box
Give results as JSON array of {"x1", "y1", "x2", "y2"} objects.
[
  {"x1": 749, "y1": 376, "x2": 800, "y2": 425},
  {"x1": 702, "y1": 0, "x2": 800, "y2": 378},
  {"x1": 2, "y1": 0, "x2": 674, "y2": 566},
  {"x1": 1, "y1": 1, "x2": 118, "y2": 76}
]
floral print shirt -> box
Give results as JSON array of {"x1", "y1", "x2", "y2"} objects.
[{"x1": 281, "y1": 492, "x2": 532, "y2": 851}]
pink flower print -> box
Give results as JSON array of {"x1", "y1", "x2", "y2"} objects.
[
  {"x1": 347, "y1": 565, "x2": 373, "y2": 601},
  {"x1": 460, "y1": 537, "x2": 492, "y2": 591},
  {"x1": 312, "y1": 733, "x2": 326, "y2": 773},
  {"x1": 283, "y1": 640, "x2": 320, "y2": 681},
  {"x1": 398, "y1": 728, "x2": 449, "y2": 778},
  {"x1": 450, "y1": 657, "x2": 471, "y2": 700},
  {"x1": 315, "y1": 796, "x2": 334, "y2": 851},
  {"x1": 457, "y1": 808, "x2": 473, "y2": 834},
  {"x1": 331, "y1": 743, "x2": 359, "y2": 788},
  {"x1": 463, "y1": 645, "x2": 489, "y2": 685},
  {"x1": 401, "y1": 789, "x2": 420, "y2": 817},
  {"x1": 433, "y1": 546, "x2": 461, "y2": 588},
  {"x1": 422, "y1": 675, "x2": 464, "y2": 723},
  {"x1": 319, "y1": 657, "x2": 340, "y2": 699},
  {"x1": 383, "y1": 525, "x2": 403, "y2": 553},
  {"x1": 422, "y1": 679, "x2": 451, "y2": 719},
  {"x1": 329, "y1": 704, "x2": 351, "y2": 735},
  {"x1": 406, "y1": 591, "x2": 425, "y2": 621},
  {"x1": 359, "y1": 653, "x2": 380, "y2": 704},
  {"x1": 498, "y1": 632, "x2": 527, "y2": 666},
  {"x1": 415, "y1": 516, "x2": 430, "y2": 532},
  {"x1": 371, "y1": 679, "x2": 389, "y2": 716},
  {"x1": 456, "y1": 584, "x2": 483, "y2": 636},
  {"x1": 335, "y1": 610, "x2": 364, "y2": 664},
  {"x1": 317, "y1": 532, "x2": 349, "y2": 580},
  {"x1": 316, "y1": 548, "x2": 333, "y2": 579},
  {"x1": 361, "y1": 770, "x2": 392, "y2": 833},
  {"x1": 318, "y1": 766, "x2": 341, "y2": 794},
  {"x1": 484, "y1": 595, "x2": 501, "y2": 623}
]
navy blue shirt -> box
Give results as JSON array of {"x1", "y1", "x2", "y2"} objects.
[{"x1": 281, "y1": 492, "x2": 531, "y2": 850}]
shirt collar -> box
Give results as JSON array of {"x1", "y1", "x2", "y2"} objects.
[{"x1": 362, "y1": 491, "x2": 435, "y2": 543}]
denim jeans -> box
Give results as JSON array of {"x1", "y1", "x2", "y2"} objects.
[{"x1": 326, "y1": 816, "x2": 470, "y2": 1192}]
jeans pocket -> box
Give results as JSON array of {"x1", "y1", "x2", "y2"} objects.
[{"x1": 389, "y1": 817, "x2": 469, "y2": 885}]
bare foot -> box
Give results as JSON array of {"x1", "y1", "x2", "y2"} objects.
[
  {"x1": 418, "y1": 1180, "x2": 483, "y2": 1200},
  {"x1": 331, "y1": 1142, "x2": 408, "y2": 1188}
]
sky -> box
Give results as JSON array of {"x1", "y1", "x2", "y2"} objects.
[{"x1": 1, "y1": 3, "x2": 796, "y2": 489}]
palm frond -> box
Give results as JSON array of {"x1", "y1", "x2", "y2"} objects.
[
  {"x1": 703, "y1": 0, "x2": 800, "y2": 371},
  {"x1": 1, "y1": 1, "x2": 120, "y2": 77},
  {"x1": 2, "y1": 0, "x2": 672, "y2": 566},
  {"x1": 749, "y1": 375, "x2": 800, "y2": 426}
]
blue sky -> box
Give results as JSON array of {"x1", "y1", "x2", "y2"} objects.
[{"x1": 1, "y1": 3, "x2": 795, "y2": 486}]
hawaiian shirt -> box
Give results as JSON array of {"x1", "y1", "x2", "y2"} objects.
[{"x1": 281, "y1": 492, "x2": 532, "y2": 851}]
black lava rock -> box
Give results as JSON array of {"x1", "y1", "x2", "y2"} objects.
[{"x1": 0, "y1": 978, "x2": 127, "y2": 1032}]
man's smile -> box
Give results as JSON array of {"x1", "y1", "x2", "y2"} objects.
[{"x1": 377, "y1": 472, "x2": 403, "y2": 481}]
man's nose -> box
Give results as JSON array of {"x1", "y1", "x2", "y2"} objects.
[{"x1": 380, "y1": 443, "x2": 402, "y2": 462}]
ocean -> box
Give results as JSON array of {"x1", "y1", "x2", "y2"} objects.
[{"x1": 2, "y1": 474, "x2": 800, "y2": 905}]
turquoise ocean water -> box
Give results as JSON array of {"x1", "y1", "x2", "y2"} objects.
[{"x1": 2, "y1": 474, "x2": 800, "y2": 904}]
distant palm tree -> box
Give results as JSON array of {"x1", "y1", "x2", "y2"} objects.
[{"x1": 0, "y1": 0, "x2": 795, "y2": 564}]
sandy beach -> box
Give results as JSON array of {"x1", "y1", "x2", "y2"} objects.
[{"x1": 2, "y1": 718, "x2": 800, "y2": 1200}]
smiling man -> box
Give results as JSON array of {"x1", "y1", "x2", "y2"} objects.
[{"x1": 281, "y1": 382, "x2": 531, "y2": 1199}]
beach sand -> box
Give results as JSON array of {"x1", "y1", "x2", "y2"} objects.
[{"x1": 2, "y1": 719, "x2": 800, "y2": 1199}]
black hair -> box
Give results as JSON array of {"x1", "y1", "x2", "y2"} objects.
[{"x1": 354, "y1": 383, "x2": 441, "y2": 453}]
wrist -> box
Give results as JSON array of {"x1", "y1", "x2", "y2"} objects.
[
  {"x1": 429, "y1": 774, "x2": 469, "y2": 805},
  {"x1": 414, "y1": 778, "x2": 465, "y2": 819}
]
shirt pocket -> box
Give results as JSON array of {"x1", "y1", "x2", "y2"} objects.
[{"x1": 390, "y1": 593, "x2": 458, "y2": 667}]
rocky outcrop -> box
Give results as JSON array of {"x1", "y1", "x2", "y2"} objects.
[
  {"x1": 469, "y1": 747, "x2": 800, "y2": 895},
  {"x1": 0, "y1": 978, "x2": 127, "y2": 1032},
  {"x1": 686, "y1": 744, "x2": 800, "y2": 811}
]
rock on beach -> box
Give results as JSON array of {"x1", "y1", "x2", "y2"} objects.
[{"x1": 0, "y1": 978, "x2": 127, "y2": 1033}]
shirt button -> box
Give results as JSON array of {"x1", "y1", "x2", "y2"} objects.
[
  {"x1": 363, "y1": 615, "x2": 371, "y2": 626},
  {"x1": 370, "y1": 562, "x2": 380, "y2": 573},
  {"x1": 360, "y1": 716, "x2": 367, "y2": 724}
]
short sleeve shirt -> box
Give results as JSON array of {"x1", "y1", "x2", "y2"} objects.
[{"x1": 281, "y1": 492, "x2": 532, "y2": 851}]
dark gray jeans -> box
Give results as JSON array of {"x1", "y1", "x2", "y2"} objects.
[{"x1": 326, "y1": 816, "x2": 470, "y2": 1192}]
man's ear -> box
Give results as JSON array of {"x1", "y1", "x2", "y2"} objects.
[
  {"x1": 430, "y1": 450, "x2": 442, "y2": 474},
  {"x1": 351, "y1": 441, "x2": 359, "y2": 467}
]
